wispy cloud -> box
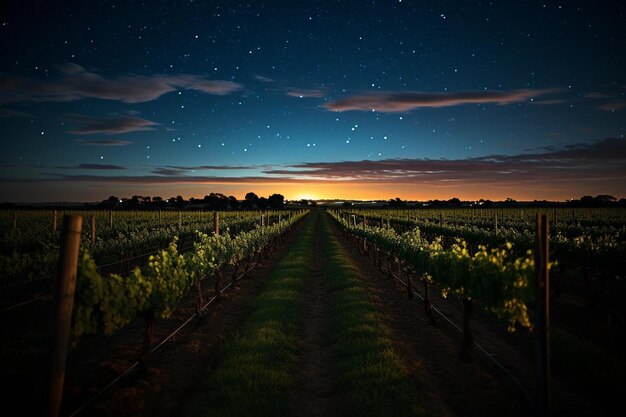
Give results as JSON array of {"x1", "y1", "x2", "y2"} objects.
[
  {"x1": 324, "y1": 88, "x2": 562, "y2": 112},
  {"x1": 4, "y1": 139, "x2": 623, "y2": 195},
  {"x1": 0, "y1": 175, "x2": 307, "y2": 184},
  {"x1": 584, "y1": 92, "x2": 615, "y2": 99},
  {"x1": 55, "y1": 163, "x2": 127, "y2": 170},
  {"x1": 77, "y1": 139, "x2": 133, "y2": 146},
  {"x1": 0, "y1": 63, "x2": 244, "y2": 104},
  {"x1": 263, "y1": 138, "x2": 626, "y2": 185},
  {"x1": 152, "y1": 165, "x2": 255, "y2": 175},
  {"x1": 68, "y1": 115, "x2": 159, "y2": 134},
  {"x1": 253, "y1": 74, "x2": 275, "y2": 83},
  {"x1": 286, "y1": 88, "x2": 325, "y2": 98},
  {"x1": 597, "y1": 101, "x2": 626, "y2": 112},
  {"x1": 531, "y1": 99, "x2": 569, "y2": 106}
]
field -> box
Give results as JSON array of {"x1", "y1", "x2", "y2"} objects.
[{"x1": 1, "y1": 208, "x2": 625, "y2": 416}]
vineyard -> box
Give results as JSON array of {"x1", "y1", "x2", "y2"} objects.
[{"x1": 1, "y1": 208, "x2": 625, "y2": 416}]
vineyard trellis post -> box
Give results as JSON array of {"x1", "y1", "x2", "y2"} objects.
[
  {"x1": 47, "y1": 215, "x2": 82, "y2": 417},
  {"x1": 178, "y1": 211, "x2": 182, "y2": 229},
  {"x1": 214, "y1": 211, "x2": 222, "y2": 295},
  {"x1": 535, "y1": 213, "x2": 551, "y2": 417},
  {"x1": 90, "y1": 215, "x2": 96, "y2": 244},
  {"x1": 494, "y1": 213, "x2": 498, "y2": 235},
  {"x1": 53, "y1": 210, "x2": 58, "y2": 232},
  {"x1": 109, "y1": 210, "x2": 113, "y2": 228}
]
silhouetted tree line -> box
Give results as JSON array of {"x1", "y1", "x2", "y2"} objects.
[
  {"x1": 96, "y1": 192, "x2": 286, "y2": 210},
  {"x1": 368, "y1": 195, "x2": 626, "y2": 209}
]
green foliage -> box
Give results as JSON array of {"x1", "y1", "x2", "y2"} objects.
[
  {"x1": 0, "y1": 209, "x2": 286, "y2": 286},
  {"x1": 330, "y1": 210, "x2": 542, "y2": 331},
  {"x1": 70, "y1": 210, "x2": 307, "y2": 345}
]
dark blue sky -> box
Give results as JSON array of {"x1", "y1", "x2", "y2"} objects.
[{"x1": 1, "y1": 0, "x2": 625, "y2": 201}]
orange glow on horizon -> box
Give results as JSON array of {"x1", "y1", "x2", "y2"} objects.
[
  {"x1": 2, "y1": 179, "x2": 621, "y2": 203},
  {"x1": 175, "y1": 181, "x2": 612, "y2": 202}
]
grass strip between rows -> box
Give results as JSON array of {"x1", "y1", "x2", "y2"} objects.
[
  {"x1": 320, "y1": 213, "x2": 427, "y2": 417},
  {"x1": 184, "y1": 215, "x2": 313, "y2": 417}
]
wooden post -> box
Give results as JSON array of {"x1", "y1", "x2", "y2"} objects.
[
  {"x1": 109, "y1": 210, "x2": 113, "y2": 228},
  {"x1": 48, "y1": 215, "x2": 82, "y2": 417},
  {"x1": 439, "y1": 212, "x2": 443, "y2": 226},
  {"x1": 213, "y1": 211, "x2": 219, "y2": 235},
  {"x1": 90, "y1": 215, "x2": 96, "y2": 244},
  {"x1": 535, "y1": 213, "x2": 551, "y2": 417},
  {"x1": 494, "y1": 214, "x2": 498, "y2": 235},
  {"x1": 158, "y1": 210, "x2": 161, "y2": 223},
  {"x1": 279, "y1": 214, "x2": 282, "y2": 223},
  {"x1": 52, "y1": 210, "x2": 58, "y2": 232},
  {"x1": 178, "y1": 211, "x2": 182, "y2": 228},
  {"x1": 261, "y1": 214, "x2": 265, "y2": 235}
]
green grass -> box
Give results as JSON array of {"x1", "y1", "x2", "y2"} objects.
[
  {"x1": 184, "y1": 216, "x2": 314, "y2": 417},
  {"x1": 184, "y1": 212, "x2": 426, "y2": 416},
  {"x1": 320, "y1": 213, "x2": 426, "y2": 417}
]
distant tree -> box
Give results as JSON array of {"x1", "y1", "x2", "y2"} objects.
[
  {"x1": 389, "y1": 197, "x2": 406, "y2": 208},
  {"x1": 107, "y1": 196, "x2": 119, "y2": 203},
  {"x1": 299, "y1": 199, "x2": 309, "y2": 206},
  {"x1": 258, "y1": 197, "x2": 269, "y2": 209},
  {"x1": 242, "y1": 192, "x2": 259, "y2": 209},
  {"x1": 594, "y1": 195, "x2": 616, "y2": 202},
  {"x1": 268, "y1": 193, "x2": 285, "y2": 209},
  {"x1": 579, "y1": 195, "x2": 594, "y2": 206},
  {"x1": 152, "y1": 196, "x2": 163, "y2": 202},
  {"x1": 447, "y1": 197, "x2": 461, "y2": 206},
  {"x1": 129, "y1": 195, "x2": 141, "y2": 207},
  {"x1": 204, "y1": 193, "x2": 228, "y2": 210},
  {"x1": 228, "y1": 195, "x2": 239, "y2": 209}
]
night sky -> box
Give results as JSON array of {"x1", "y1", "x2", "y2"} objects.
[{"x1": 1, "y1": 0, "x2": 625, "y2": 202}]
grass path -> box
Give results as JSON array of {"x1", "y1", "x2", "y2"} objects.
[
  {"x1": 184, "y1": 215, "x2": 315, "y2": 417},
  {"x1": 318, "y1": 212, "x2": 426, "y2": 417},
  {"x1": 184, "y1": 212, "x2": 427, "y2": 417}
]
